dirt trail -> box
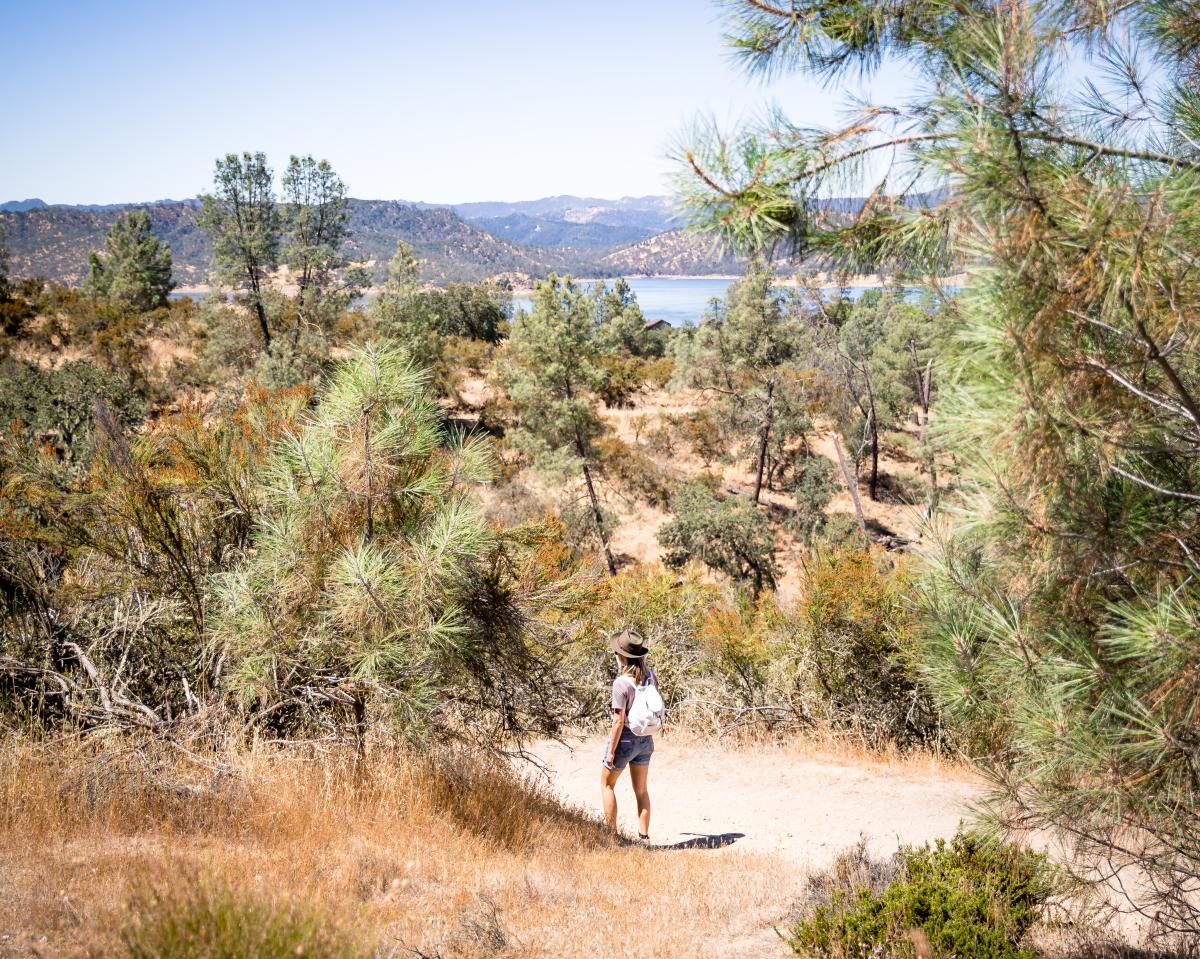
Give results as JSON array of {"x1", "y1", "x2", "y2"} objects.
[{"x1": 527, "y1": 735, "x2": 981, "y2": 867}]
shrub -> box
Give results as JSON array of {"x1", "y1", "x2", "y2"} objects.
[
  {"x1": 594, "y1": 434, "x2": 674, "y2": 507},
  {"x1": 788, "y1": 547, "x2": 940, "y2": 746},
  {"x1": 644, "y1": 416, "x2": 679, "y2": 456},
  {"x1": 188, "y1": 294, "x2": 332, "y2": 395},
  {"x1": 419, "y1": 282, "x2": 509, "y2": 342},
  {"x1": 565, "y1": 558, "x2": 934, "y2": 741},
  {"x1": 443, "y1": 333, "x2": 494, "y2": 377},
  {"x1": 0, "y1": 357, "x2": 144, "y2": 459},
  {"x1": 123, "y1": 881, "x2": 368, "y2": 959},
  {"x1": 575, "y1": 566, "x2": 761, "y2": 728},
  {"x1": 678, "y1": 408, "x2": 726, "y2": 466},
  {"x1": 789, "y1": 832, "x2": 1059, "y2": 959},
  {"x1": 817, "y1": 513, "x2": 863, "y2": 549},
  {"x1": 696, "y1": 598, "x2": 779, "y2": 710},
  {"x1": 558, "y1": 496, "x2": 619, "y2": 559},
  {"x1": 790, "y1": 453, "x2": 838, "y2": 545},
  {"x1": 597, "y1": 354, "x2": 646, "y2": 408},
  {"x1": 641, "y1": 356, "x2": 675, "y2": 389},
  {"x1": 0, "y1": 384, "x2": 309, "y2": 729},
  {"x1": 659, "y1": 484, "x2": 778, "y2": 596}
]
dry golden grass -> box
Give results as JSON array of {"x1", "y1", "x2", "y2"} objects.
[{"x1": 0, "y1": 737, "x2": 798, "y2": 959}]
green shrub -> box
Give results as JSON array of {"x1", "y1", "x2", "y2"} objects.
[
  {"x1": 595, "y1": 434, "x2": 674, "y2": 507},
  {"x1": 597, "y1": 354, "x2": 646, "y2": 408},
  {"x1": 123, "y1": 882, "x2": 368, "y2": 959},
  {"x1": 790, "y1": 453, "x2": 838, "y2": 544},
  {"x1": 678, "y1": 409, "x2": 726, "y2": 466},
  {"x1": 787, "y1": 547, "x2": 940, "y2": 745},
  {"x1": 659, "y1": 483, "x2": 778, "y2": 596},
  {"x1": 0, "y1": 357, "x2": 144, "y2": 459},
  {"x1": 641, "y1": 356, "x2": 675, "y2": 389},
  {"x1": 789, "y1": 832, "x2": 1058, "y2": 959}
]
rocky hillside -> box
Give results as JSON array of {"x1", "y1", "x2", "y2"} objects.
[
  {"x1": 440, "y1": 194, "x2": 678, "y2": 250},
  {"x1": 0, "y1": 195, "x2": 749, "y2": 287},
  {"x1": 599, "y1": 228, "x2": 746, "y2": 276},
  {"x1": 0, "y1": 200, "x2": 596, "y2": 287}
]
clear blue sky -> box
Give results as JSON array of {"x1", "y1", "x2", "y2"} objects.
[{"x1": 2, "y1": 0, "x2": 918, "y2": 205}]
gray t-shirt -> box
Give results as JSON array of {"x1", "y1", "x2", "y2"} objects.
[{"x1": 612, "y1": 669, "x2": 657, "y2": 715}]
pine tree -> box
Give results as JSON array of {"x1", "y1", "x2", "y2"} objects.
[
  {"x1": 212, "y1": 343, "x2": 501, "y2": 744},
  {"x1": 675, "y1": 259, "x2": 806, "y2": 503},
  {"x1": 197, "y1": 152, "x2": 280, "y2": 354},
  {"x1": 369, "y1": 241, "x2": 439, "y2": 374},
  {"x1": 503, "y1": 275, "x2": 618, "y2": 576},
  {"x1": 84, "y1": 210, "x2": 174, "y2": 312},
  {"x1": 281, "y1": 155, "x2": 360, "y2": 339},
  {"x1": 680, "y1": 0, "x2": 1200, "y2": 940}
]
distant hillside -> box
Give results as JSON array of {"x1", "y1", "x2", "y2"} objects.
[
  {"x1": 462, "y1": 212, "x2": 657, "y2": 249},
  {"x1": 414, "y1": 194, "x2": 679, "y2": 251},
  {"x1": 0, "y1": 199, "x2": 49, "y2": 213},
  {"x1": 339, "y1": 200, "x2": 592, "y2": 282},
  {"x1": 599, "y1": 228, "x2": 746, "y2": 276},
  {"x1": 4, "y1": 191, "x2": 841, "y2": 285},
  {"x1": 0, "y1": 202, "x2": 212, "y2": 286},
  {"x1": 0, "y1": 200, "x2": 599, "y2": 287}
]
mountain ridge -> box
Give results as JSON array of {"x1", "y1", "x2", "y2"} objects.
[{"x1": 0, "y1": 195, "x2": 738, "y2": 286}]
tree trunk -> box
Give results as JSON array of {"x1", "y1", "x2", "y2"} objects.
[
  {"x1": 752, "y1": 377, "x2": 775, "y2": 504},
  {"x1": 868, "y1": 408, "x2": 880, "y2": 501},
  {"x1": 581, "y1": 458, "x2": 617, "y2": 576},
  {"x1": 363, "y1": 403, "x2": 375, "y2": 542},
  {"x1": 862, "y1": 368, "x2": 880, "y2": 501},
  {"x1": 834, "y1": 434, "x2": 869, "y2": 542},
  {"x1": 293, "y1": 259, "x2": 312, "y2": 349},
  {"x1": 249, "y1": 276, "x2": 272, "y2": 354},
  {"x1": 908, "y1": 339, "x2": 938, "y2": 510}
]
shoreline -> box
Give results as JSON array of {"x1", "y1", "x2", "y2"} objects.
[
  {"x1": 170, "y1": 272, "x2": 967, "y2": 303},
  {"x1": 507, "y1": 272, "x2": 967, "y2": 300}
]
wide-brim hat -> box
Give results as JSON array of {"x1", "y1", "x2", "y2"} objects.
[{"x1": 610, "y1": 628, "x2": 648, "y2": 659}]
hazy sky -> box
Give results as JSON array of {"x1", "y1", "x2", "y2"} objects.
[{"x1": 2, "y1": 0, "x2": 919, "y2": 204}]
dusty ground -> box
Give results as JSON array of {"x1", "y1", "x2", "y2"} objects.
[{"x1": 525, "y1": 735, "x2": 981, "y2": 867}]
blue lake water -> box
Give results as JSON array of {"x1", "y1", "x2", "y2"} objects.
[{"x1": 511, "y1": 276, "x2": 929, "y2": 327}]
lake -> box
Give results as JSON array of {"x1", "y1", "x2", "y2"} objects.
[
  {"x1": 511, "y1": 276, "x2": 930, "y2": 326},
  {"x1": 172, "y1": 276, "x2": 937, "y2": 325}
]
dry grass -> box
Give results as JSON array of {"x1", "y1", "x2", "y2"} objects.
[{"x1": 0, "y1": 737, "x2": 797, "y2": 959}]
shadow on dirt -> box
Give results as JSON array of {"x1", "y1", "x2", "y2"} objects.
[{"x1": 658, "y1": 832, "x2": 745, "y2": 851}]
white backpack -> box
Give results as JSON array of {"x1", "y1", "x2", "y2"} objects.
[{"x1": 626, "y1": 671, "x2": 666, "y2": 736}]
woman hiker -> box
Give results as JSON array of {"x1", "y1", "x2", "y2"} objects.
[{"x1": 600, "y1": 628, "x2": 665, "y2": 844}]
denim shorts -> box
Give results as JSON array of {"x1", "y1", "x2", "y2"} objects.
[{"x1": 607, "y1": 731, "x2": 654, "y2": 770}]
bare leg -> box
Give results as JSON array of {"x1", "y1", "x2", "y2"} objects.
[
  {"x1": 600, "y1": 765, "x2": 622, "y2": 830},
  {"x1": 629, "y1": 762, "x2": 651, "y2": 837}
]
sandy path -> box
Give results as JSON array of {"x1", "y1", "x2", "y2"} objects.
[{"x1": 526, "y1": 735, "x2": 982, "y2": 868}]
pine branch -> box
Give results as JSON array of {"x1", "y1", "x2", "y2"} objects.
[
  {"x1": 1031, "y1": 132, "x2": 1200, "y2": 171},
  {"x1": 1109, "y1": 464, "x2": 1200, "y2": 502}
]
